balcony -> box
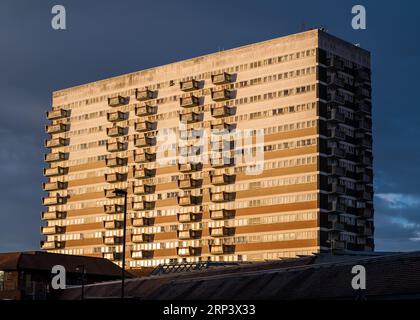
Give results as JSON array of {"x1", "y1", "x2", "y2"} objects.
[
  {"x1": 132, "y1": 201, "x2": 155, "y2": 211},
  {"x1": 132, "y1": 217, "x2": 152, "y2": 227},
  {"x1": 329, "y1": 164, "x2": 346, "y2": 176},
  {"x1": 179, "y1": 145, "x2": 202, "y2": 157},
  {"x1": 107, "y1": 111, "x2": 127, "y2": 122},
  {"x1": 178, "y1": 162, "x2": 203, "y2": 172},
  {"x1": 44, "y1": 166, "x2": 67, "y2": 177},
  {"x1": 104, "y1": 188, "x2": 126, "y2": 198},
  {"x1": 107, "y1": 141, "x2": 127, "y2": 152},
  {"x1": 46, "y1": 109, "x2": 69, "y2": 120},
  {"x1": 355, "y1": 87, "x2": 371, "y2": 99},
  {"x1": 210, "y1": 121, "x2": 234, "y2": 132},
  {"x1": 131, "y1": 234, "x2": 152, "y2": 243},
  {"x1": 179, "y1": 111, "x2": 202, "y2": 123},
  {"x1": 210, "y1": 156, "x2": 235, "y2": 168},
  {"x1": 45, "y1": 137, "x2": 68, "y2": 148},
  {"x1": 177, "y1": 195, "x2": 202, "y2": 206},
  {"x1": 43, "y1": 181, "x2": 66, "y2": 191},
  {"x1": 210, "y1": 139, "x2": 234, "y2": 152},
  {"x1": 135, "y1": 120, "x2": 156, "y2": 132},
  {"x1": 41, "y1": 240, "x2": 64, "y2": 250},
  {"x1": 41, "y1": 210, "x2": 66, "y2": 220},
  {"x1": 177, "y1": 246, "x2": 198, "y2": 257},
  {"x1": 211, "y1": 191, "x2": 235, "y2": 203},
  {"x1": 178, "y1": 178, "x2": 202, "y2": 189},
  {"x1": 108, "y1": 95, "x2": 128, "y2": 107},
  {"x1": 212, "y1": 72, "x2": 232, "y2": 85},
  {"x1": 210, "y1": 244, "x2": 233, "y2": 255},
  {"x1": 42, "y1": 195, "x2": 66, "y2": 206},
  {"x1": 329, "y1": 222, "x2": 345, "y2": 232},
  {"x1": 330, "y1": 182, "x2": 346, "y2": 195},
  {"x1": 211, "y1": 105, "x2": 234, "y2": 118},
  {"x1": 103, "y1": 236, "x2": 123, "y2": 245},
  {"x1": 328, "y1": 147, "x2": 346, "y2": 159},
  {"x1": 357, "y1": 119, "x2": 372, "y2": 132},
  {"x1": 45, "y1": 152, "x2": 67, "y2": 163},
  {"x1": 211, "y1": 89, "x2": 234, "y2": 101},
  {"x1": 210, "y1": 227, "x2": 233, "y2": 237},
  {"x1": 131, "y1": 250, "x2": 152, "y2": 259},
  {"x1": 328, "y1": 75, "x2": 345, "y2": 88},
  {"x1": 105, "y1": 172, "x2": 126, "y2": 183},
  {"x1": 134, "y1": 168, "x2": 155, "y2": 179},
  {"x1": 210, "y1": 173, "x2": 235, "y2": 185},
  {"x1": 136, "y1": 89, "x2": 154, "y2": 101},
  {"x1": 328, "y1": 109, "x2": 345, "y2": 123},
  {"x1": 355, "y1": 67, "x2": 371, "y2": 82},
  {"x1": 328, "y1": 93, "x2": 345, "y2": 105},
  {"x1": 179, "y1": 128, "x2": 203, "y2": 140},
  {"x1": 356, "y1": 172, "x2": 371, "y2": 183},
  {"x1": 329, "y1": 128, "x2": 346, "y2": 140},
  {"x1": 135, "y1": 104, "x2": 157, "y2": 116},
  {"x1": 180, "y1": 95, "x2": 200, "y2": 108},
  {"x1": 180, "y1": 79, "x2": 200, "y2": 91},
  {"x1": 358, "y1": 207, "x2": 373, "y2": 219},
  {"x1": 177, "y1": 229, "x2": 200, "y2": 240},
  {"x1": 105, "y1": 156, "x2": 127, "y2": 167},
  {"x1": 41, "y1": 225, "x2": 64, "y2": 235},
  {"x1": 107, "y1": 126, "x2": 126, "y2": 137},
  {"x1": 134, "y1": 136, "x2": 155, "y2": 148},
  {"x1": 177, "y1": 212, "x2": 201, "y2": 223},
  {"x1": 103, "y1": 252, "x2": 122, "y2": 261},
  {"x1": 328, "y1": 201, "x2": 346, "y2": 214},
  {"x1": 210, "y1": 209, "x2": 235, "y2": 220},
  {"x1": 356, "y1": 101, "x2": 371, "y2": 114},
  {"x1": 104, "y1": 220, "x2": 123, "y2": 230},
  {"x1": 45, "y1": 123, "x2": 69, "y2": 134},
  {"x1": 327, "y1": 57, "x2": 345, "y2": 70},
  {"x1": 104, "y1": 204, "x2": 124, "y2": 214},
  {"x1": 132, "y1": 184, "x2": 155, "y2": 195}
]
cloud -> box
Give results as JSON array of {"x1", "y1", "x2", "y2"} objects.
[{"x1": 375, "y1": 193, "x2": 420, "y2": 209}]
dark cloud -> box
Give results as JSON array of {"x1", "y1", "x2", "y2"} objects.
[{"x1": 1, "y1": 0, "x2": 420, "y2": 252}]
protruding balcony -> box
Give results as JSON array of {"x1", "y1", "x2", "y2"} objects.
[
  {"x1": 104, "y1": 204, "x2": 124, "y2": 214},
  {"x1": 104, "y1": 220, "x2": 123, "y2": 230},
  {"x1": 131, "y1": 250, "x2": 153, "y2": 259},
  {"x1": 41, "y1": 225, "x2": 65, "y2": 235},
  {"x1": 327, "y1": 57, "x2": 345, "y2": 70},
  {"x1": 355, "y1": 67, "x2": 371, "y2": 82},
  {"x1": 177, "y1": 246, "x2": 199, "y2": 257},
  {"x1": 209, "y1": 227, "x2": 233, "y2": 237},
  {"x1": 329, "y1": 128, "x2": 346, "y2": 141},
  {"x1": 104, "y1": 188, "x2": 126, "y2": 198},
  {"x1": 46, "y1": 109, "x2": 69, "y2": 120},
  {"x1": 107, "y1": 126, "x2": 126, "y2": 137},
  {"x1": 328, "y1": 147, "x2": 346, "y2": 159},
  {"x1": 132, "y1": 201, "x2": 155, "y2": 211},
  {"x1": 178, "y1": 177, "x2": 202, "y2": 189},
  {"x1": 210, "y1": 209, "x2": 235, "y2": 220},
  {"x1": 106, "y1": 141, "x2": 127, "y2": 152},
  {"x1": 211, "y1": 105, "x2": 234, "y2": 118},
  {"x1": 136, "y1": 89, "x2": 154, "y2": 101},
  {"x1": 105, "y1": 156, "x2": 127, "y2": 168},
  {"x1": 179, "y1": 145, "x2": 202, "y2": 157},
  {"x1": 43, "y1": 181, "x2": 67, "y2": 191},
  {"x1": 179, "y1": 128, "x2": 203, "y2": 140},
  {"x1": 132, "y1": 217, "x2": 152, "y2": 227},
  {"x1": 45, "y1": 123, "x2": 69, "y2": 134},
  {"x1": 178, "y1": 162, "x2": 203, "y2": 172},
  {"x1": 108, "y1": 95, "x2": 128, "y2": 107},
  {"x1": 210, "y1": 244, "x2": 233, "y2": 255},
  {"x1": 134, "y1": 150, "x2": 156, "y2": 163},
  {"x1": 131, "y1": 234, "x2": 152, "y2": 243},
  {"x1": 177, "y1": 195, "x2": 202, "y2": 206},
  {"x1": 180, "y1": 79, "x2": 200, "y2": 91},
  {"x1": 179, "y1": 111, "x2": 202, "y2": 123},
  {"x1": 107, "y1": 111, "x2": 127, "y2": 122},
  {"x1": 210, "y1": 121, "x2": 234, "y2": 132},
  {"x1": 45, "y1": 152, "x2": 67, "y2": 163},
  {"x1": 329, "y1": 181, "x2": 346, "y2": 195},
  {"x1": 45, "y1": 137, "x2": 68, "y2": 148},
  {"x1": 132, "y1": 184, "x2": 155, "y2": 195},
  {"x1": 328, "y1": 201, "x2": 346, "y2": 214},
  {"x1": 177, "y1": 212, "x2": 201, "y2": 223},
  {"x1": 103, "y1": 252, "x2": 122, "y2": 261},
  {"x1": 211, "y1": 89, "x2": 234, "y2": 101},
  {"x1": 135, "y1": 104, "x2": 157, "y2": 116},
  {"x1": 328, "y1": 93, "x2": 345, "y2": 105},
  {"x1": 103, "y1": 236, "x2": 123, "y2": 245},
  {"x1": 210, "y1": 173, "x2": 235, "y2": 185},
  {"x1": 134, "y1": 135, "x2": 156, "y2": 148},
  {"x1": 329, "y1": 164, "x2": 346, "y2": 176},
  {"x1": 210, "y1": 155, "x2": 235, "y2": 168},
  {"x1": 180, "y1": 95, "x2": 200, "y2": 108},
  {"x1": 41, "y1": 210, "x2": 66, "y2": 220},
  {"x1": 41, "y1": 240, "x2": 64, "y2": 250},
  {"x1": 135, "y1": 120, "x2": 156, "y2": 132},
  {"x1": 105, "y1": 172, "x2": 126, "y2": 183},
  {"x1": 211, "y1": 191, "x2": 235, "y2": 203},
  {"x1": 44, "y1": 166, "x2": 67, "y2": 177},
  {"x1": 134, "y1": 168, "x2": 155, "y2": 179},
  {"x1": 328, "y1": 109, "x2": 345, "y2": 123},
  {"x1": 177, "y1": 229, "x2": 200, "y2": 240},
  {"x1": 328, "y1": 75, "x2": 345, "y2": 88},
  {"x1": 212, "y1": 72, "x2": 232, "y2": 85},
  {"x1": 42, "y1": 195, "x2": 66, "y2": 206}
]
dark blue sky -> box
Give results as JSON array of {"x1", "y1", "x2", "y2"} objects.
[{"x1": 1, "y1": 0, "x2": 419, "y2": 252}]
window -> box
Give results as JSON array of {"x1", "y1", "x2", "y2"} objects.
[{"x1": 0, "y1": 271, "x2": 4, "y2": 291}]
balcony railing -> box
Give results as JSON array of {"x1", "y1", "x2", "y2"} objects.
[
  {"x1": 107, "y1": 111, "x2": 127, "y2": 122},
  {"x1": 178, "y1": 178, "x2": 202, "y2": 189},
  {"x1": 135, "y1": 121, "x2": 155, "y2": 132},
  {"x1": 104, "y1": 220, "x2": 123, "y2": 230},
  {"x1": 210, "y1": 244, "x2": 233, "y2": 255},
  {"x1": 179, "y1": 111, "x2": 202, "y2": 123},
  {"x1": 327, "y1": 57, "x2": 345, "y2": 70},
  {"x1": 105, "y1": 172, "x2": 126, "y2": 183},
  {"x1": 45, "y1": 123, "x2": 69, "y2": 134},
  {"x1": 134, "y1": 136, "x2": 156, "y2": 148},
  {"x1": 210, "y1": 156, "x2": 235, "y2": 168},
  {"x1": 131, "y1": 234, "x2": 152, "y2": 243},
  {"x1": 210, "y1": 227, "x2": 233, "y2": 237},
  {"x1": 104, "y1": 188, "x2": 126, "y2": 198},
  {"x1": 177, "y1": 229, "x2": 200, "y2": 240},
  {"x1": 107, "y1": 126, "x2": 126, "y2": 137},
  {"x1": 328, "y1": 201, "x2": 347, "y2": 213},
  {"x1": 178, "y1": 162, "x2": 203, "y2": 172},
  {"x1": 43, "y1": 181, "x2": 66, "y2": 191},
  {"x1": 45, "y1": 137, "x2": 68, "y2": 148},
  {"x1": 132, "y1": 217, "x2": 152, "y2": 227},
  {"x1": 177, "y1": 195, "x2": 202, "y2": 206},
  {"x1": 210, "y1": 209, "x2": 235, "y2": 220},
  {"x1": 41, "y1": 241, "x2": 64, "y2": 250},
  {"x1": 330, "y1": 182, "x2": 346, "y2": 194},
  {"x1": 211, "y1": 191, "x2": 235, "y2": 203},
  {"x1": 328, "y1": 93, "x2": 345, "y2": 105},
  {"x1": 46, "y1": 109, "x2": 69, "y2": 120},
  {"x1": 104, "y1": 204, "x2": 124, "y2": 214},
  {"x1": 41, "y1": 225, "x2": 64, "y2": 235},
  {"x1": 132, "y1": 184, "x2": 155, "y2": 195},
  {"x1": 136, "y1": 89, "x2": 154, "y2": 101},
  {"x1": 42, "y1": 195, "x2": 66, "y2": 206},
  {"x1": 180, "y1": 79, "x2": 200, "y2": 91},
  {"x1": 212, "y1": 72, "x2": 232, "y2": 85},
  {"x1": 132, "y1": 201, "x2": 155, "y2": 211},
  {"x1": 179, "y1": 128, "x2": 203, "y2": 140},
  {"x1": 211, "y1": 105, "x2": 234, "y2": 118},
  {"x1": 328, "y1": 147, "x2": 346, "y2": 159},
  {"x1": 106, "y1": 141, "x2": 127, "y2": 152},
  {"x1": 210, "y1": 121, "x2": 234, "y2": 132},
  {"x1": 177, "y1": 246, "x2": 198, "y2": 257},
  {"x1": 108, "y1": 95, "x2": 128, "y2": 107},
  {"x1": 105, "y1": 156, "x2": 127, "y2": 167},
  {"x1": 41, "y1": 210, "x2": 66, "y2": 220},
  {"x1": 180, "y1": 95, "x2": 200, "y2": 108},
  {"x1": 44, "y1": 166, "x2": 67, "y2": 177},
  {"x1": 211, "y1": 89, "x2": 234, "y2": 102},
  {"x1": 103, "y1": 252, "x2": 122, "y2": 261},
  {"x1": 131, "y1": 250, "x2": 152, "y2": 259},
  {"x1": 135, "y1": 104, "x2": 157, "y2": 116},
  {"x1": 177, "y1": 212, "x2": 201, "y2": 223},
  {"x1": 210, "y1": 173, "x2": 235, "y2": 185},
  {"x1": 134, "y1": 168, "x2": 155, "y2": 179},
  {"x1": 45, "y1": 152, "x2": 67, "y2": 163},
  {"x1": 103, "y1": 236, "x2": 123, "y2": 245}
]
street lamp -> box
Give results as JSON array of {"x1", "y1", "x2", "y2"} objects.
[
  {"x1": 113, "y1": 188, "x2": 128, "y2": 299},
  {"x1": 75, "y1": 265, "x2": 85, "y2": 300}
]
